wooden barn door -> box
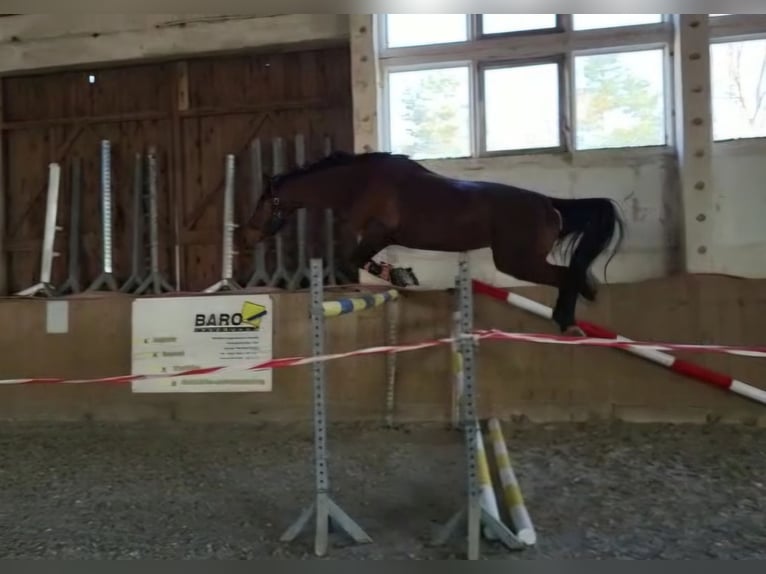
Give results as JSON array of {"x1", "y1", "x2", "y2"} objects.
[
  {"x1": 1, "y1": 64, "x2": 175, "y2": 294},
  {"x1": 0, "y1": 43, "x2": 353, "y2": 294},
  {"x1": 177, "y1": 46, "x2": 353, "y2": 290}
]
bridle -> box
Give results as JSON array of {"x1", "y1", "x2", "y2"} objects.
[{"x1": 267, "y1": 188, "x2": 285, "y2": 235}]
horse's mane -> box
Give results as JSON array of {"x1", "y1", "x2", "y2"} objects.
[{"x1": 271, "y1": 150, "x2": 421, "y2": 187}]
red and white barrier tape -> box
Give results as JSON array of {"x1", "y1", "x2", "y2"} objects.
[{"x1": 2, "y1": 330, "x2": 766, "y2": 407}]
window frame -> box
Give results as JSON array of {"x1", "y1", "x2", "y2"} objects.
[
  {"x1": 707, "y1": 14, "x2": 766, "y2": 143},
  {"x1": 380, "y1": 60, "x2": 475, "y2": 160},
  {"x1": 377, "y1": 14, "x2": 674, "y2": 159},
  {"x1": 477, "y1": 14, "x2": 565, "y2": 39},
  {"x1": 571, "y1": 43, "x2": 674, "y2": 151},
  {"x1": 477, "y1": 55, "x2": 567, "y2": 157}
]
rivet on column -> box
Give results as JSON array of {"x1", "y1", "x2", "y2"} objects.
[
  {"x1": 694, "y1": 181, "x2": 705, "y2": 190},
  {"x1": 698, "y1": 246, "x2": 708, "y2": 254},
  {"x1": 696, "y1": 213, "x2": 707, "y2": 222}
]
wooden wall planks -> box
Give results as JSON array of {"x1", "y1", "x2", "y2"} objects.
[{"x1": 0, "y1": 44, "x2": 353, "y2": 294}]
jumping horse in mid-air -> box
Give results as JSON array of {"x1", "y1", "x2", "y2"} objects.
[{"x1": 248, "y1": 151, "x2": 625, "y2": 336}]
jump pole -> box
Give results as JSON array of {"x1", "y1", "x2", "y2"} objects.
[
  {"x1": 473, "y1": 280, "x2": 766, "y2": 407},
  {"x1": 282, "y1": 258, "x2": 403, "y2": 556}
]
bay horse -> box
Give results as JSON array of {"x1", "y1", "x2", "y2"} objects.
[{"x1": 248, "y1": 151, "x2": 625, "y2": 336}]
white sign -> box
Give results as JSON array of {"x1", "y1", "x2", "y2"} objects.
[{"x1": 131, "y1": 293, "x2": 274, "y2": 393}]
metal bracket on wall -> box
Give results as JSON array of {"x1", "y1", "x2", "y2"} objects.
[
  {"x1": 245, "y1": 138, "x2": 270, "y2": 287},
  {"x1": 120, "y1": 152, "x2": 147, "y2": 293},
  {"x1": 267, "y1": 137, "x2": 290, "y2": 288},
  {"x1": 135, "y1": 147, "x2": 174, "y2": 295},
  {"x1": 204, "y1": 153, "x2": 241, "y2": 293},
  {"x1": 87, "y1": 140, "x2": 120, "y2": 292},
  {"x1": 16, "y1": 162, "x2": 62, "y2": 297},
  {"x1": 57, "y1": 158, "x2": 83, "y2": 295}
]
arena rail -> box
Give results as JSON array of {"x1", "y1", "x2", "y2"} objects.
[{"x1": 472, "y1": 280, "x2": 766, "y2": 407}]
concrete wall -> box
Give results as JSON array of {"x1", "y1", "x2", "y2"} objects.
[
  {"x1": 709, "y1": 139, "x2": 766, "y2": 278},
  {"x1": 0, "y1": 278, "x2": 764, "y2": 425}
]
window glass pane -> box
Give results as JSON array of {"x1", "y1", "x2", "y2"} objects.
[
  {"x1": 710, "y1": 39, "x2": 766, "y2": 141},
  {"x1": 387, "y1": 66, "x2": 471, "y2": 159},
  {"x1": 385, "y1": 14, "x2": 467, "y2": 48},
  {"x1": 574, "y1": 49, "x2": 666, "y2": 150},
  {"x1": 481, "y1": 14, "x2": 557, "y2": 34},
  {"x1": 483, "y1": 63, "x2": 560, "y2": 151},
  {"x1": 573, "y1": 14, "x2": 662, "y2": 30}
]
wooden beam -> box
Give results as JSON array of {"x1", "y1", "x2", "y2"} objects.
[
  {"x1": 673, "y1": 14, "x2": 715, "y2": 273},
  {"x1": 179, "y1": 99, "x2": 332, "y2": 118},
  {"x1": 1, "y1": 110, "x2": 167, "y2": 131},
  {"x1": 0, "y1": 77, "x2": 6, "y2": 295},
  {"x1": 170, "y1": 61, "x2": 186, "y2": 290},
  {"x1": 349, "y1": 14, "x2": 380, "y2": 153},
  {"x1": 0, "y1": 14, "x2": 349, "y2": 74}
]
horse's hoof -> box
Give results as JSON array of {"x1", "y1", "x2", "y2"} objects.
[
  {"x1": 405, "y1": 267, "x2": 420, "y2": 285},
  {"x1": 390, "y1": 267, "x2": 418, "y2": 288},
  {"x1": 563, "y1": 325, "x2": 587, "y2": 337}
]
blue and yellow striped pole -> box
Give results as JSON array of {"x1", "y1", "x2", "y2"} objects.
[{"x1": 322, "y1": 289, "x2": 399, "y2": 317}]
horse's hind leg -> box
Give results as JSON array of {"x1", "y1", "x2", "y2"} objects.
[{"x1": 494, "y1": 253, "x2": 583, "y2": 335}]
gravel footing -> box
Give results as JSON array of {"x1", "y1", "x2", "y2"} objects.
[{"x1": 0, "y1": 420, "x2": 764, "y2": 560}]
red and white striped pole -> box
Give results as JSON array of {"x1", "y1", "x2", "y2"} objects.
[{"x1": 472, "y1": 280, "x2": 766, "y2": 407}]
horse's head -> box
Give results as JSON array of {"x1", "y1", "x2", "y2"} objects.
[{"x1": 248, "y1": 173, "x2": 287, "y2": 242}]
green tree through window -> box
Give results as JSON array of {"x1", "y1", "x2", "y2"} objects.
[
  {"x1": 399, "y1": 71, "x2": 469, "y2": 158},
  {"x1": 576, "y1": 52, "x2": 664, "y2": 149}
]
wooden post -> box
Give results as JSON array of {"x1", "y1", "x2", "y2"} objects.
[
  {"x1": 0, "y1": 78, "x2": 6, "y2": 295},
  {"x1": 349, "y1": 14, "x2": 380, "y2": 153},
  {"x1": 170, "y1": 61, "x2": 188, "y2": 291},
  {"x1": 673, "y1": 14, "x2": 715, "y2": 273}
]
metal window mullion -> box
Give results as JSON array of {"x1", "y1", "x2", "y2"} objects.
[
  {"x1": 559, "y1": 14, "x2": 575, "y2": 153},
  {"x1": 476, "y1": 61, "x2": 487, "y2": 156}
]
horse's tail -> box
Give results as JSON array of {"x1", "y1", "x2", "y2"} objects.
[{"x1": 550, "y1": 197, "x2": 625, "y2": 301}]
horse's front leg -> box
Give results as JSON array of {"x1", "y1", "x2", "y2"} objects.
[{"x1": 338, "y1": 218, "x2": 419, "y2": 287}]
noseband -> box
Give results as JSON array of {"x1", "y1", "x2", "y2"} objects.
[{"x1": 268, "y1": 194, "x2": 285, "y2": 234}]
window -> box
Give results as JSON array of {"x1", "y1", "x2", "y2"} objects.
[
  {"x1": 481, "y1": 14, "x2": 558, "y2": 35},
  {"x1": 710, "y1": 38, "x2": 766, "y2": 141},
  {"x1": 379, "y1": 14, "x2": 670, "y2": 158},
  {"x1": 574, "y1": 49, "x2": 667, "y2": 150},
  {"x1": 483, "y1": 62, "x2": 562, "y2": 152},
  {"x1": 573, "y1": 14, "x2": 663, "y2": 30},
  {"x1": 385, "y1": 14, "x2": 467, "y2": 48},
  {"x1": 387, "y1": 66, "x2": 471, "y2": 159}
]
